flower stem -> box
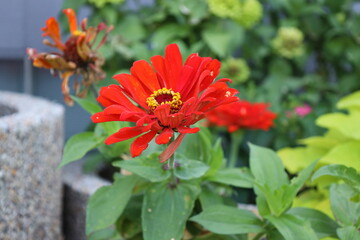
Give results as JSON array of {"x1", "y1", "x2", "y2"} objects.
[
  {"x1": 228, "y1": 130, "x2": 244, "y2": 168},
  {"x1": 166, "y1": 136, "x2": 178, "y2": 188}
]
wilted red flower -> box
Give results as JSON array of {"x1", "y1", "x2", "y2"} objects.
[
  {"x1": 206, "y1": 100, "x2": 277, "y2": 132},
  {"x1": 27, "y1": 8, "x2": 113, "y2": 105},
  {"x1": 91, "y1": 44, "x2": 239, "y2": 162}
]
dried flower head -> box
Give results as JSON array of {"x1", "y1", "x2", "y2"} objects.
[{"x1": 27, "y1": 9, "x2": 113, "y2": 105}]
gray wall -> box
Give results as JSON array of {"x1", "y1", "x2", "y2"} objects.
[{"x1": 0, "y1": 0, "x2": 91, "y2": 139}]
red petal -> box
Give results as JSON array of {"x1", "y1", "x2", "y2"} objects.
[
  {"x1": 168, "y1": 112, "x2": 185, "y2": 129},
  {"x1": 98, "y1": 85, "x2": 143, "y2": 112},
  {"x1": 92, "y1": 111, "x2": 119, "y2": 123},
  {"x1": 42, "y1": 17, "x2": 65, "y2": 50},
  {"x1": 181, "y1": 57, "x2": 212, "y2": 99},
  {"x1": 105, "y1": 126, "x2": 146, "y2": 144},
  {"x1": 63, "y1": 9, "x2": 78, "y2": 34},
  {"x1": 150, "y1": 55, "x2": 168, "y2": 88},
  {"x1": 199, "y1": 59, "x2": 221, "y2": 91},
  {"x1": 130, "y1": 60, "x2": 160, "y2": 92},
  {"x1": 177, "y1": 126, "x2": 200, "y2": 134},
  {"x1": 179, "y1": 97, "x2": 197, "y2": 115},
  {"x1": 155, "y1": 128, "x2": 174, "y2": 145},
  {"x1": 164, "y1": 44, "x2": 183, "y2": 89},
  {"x1": 176, "y1": 65, "x2": 195, "y2": 94},
  {"x1": 159, "y1": 133, "x2": 186, "y2": 163},
  {"x1": 113, "y1": 73, "x2": 149, "y2": 109},
  {"x1": 130, "y1": 130, "x2": 157, "y2": 157},
  {"x1": 153, "y1": 104, "x2": 171, "y2": 126}
]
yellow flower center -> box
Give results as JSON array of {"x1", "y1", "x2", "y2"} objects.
[{"x1": 146, "y1": 88, "x2": 182, "y2": 113}]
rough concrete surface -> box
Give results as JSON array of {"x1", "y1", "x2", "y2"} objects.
[
  {"x1": 0, "y1": 91, "x2": 64, "y2": 240},
  {"x1": 62, "y1": 159, "x2": 110, "y2": 240}
]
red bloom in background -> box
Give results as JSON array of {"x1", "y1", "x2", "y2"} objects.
[
  {"x1": 91, "y1": 44, "x2": 238, "y2": 162},
  {"x1": 206, "y1": 100, "x2": 277, "y2": 132},
  {"x1": 27, "y1": 9, "x2": 112, "y2": 105}
]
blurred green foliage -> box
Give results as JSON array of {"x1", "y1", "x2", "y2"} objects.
[
  {"x1": 278, "y1": 90, "x2": 360, "y2": 216},
  {"x1": 63, "y1": 0, "x2": 360, "y2": 149}
]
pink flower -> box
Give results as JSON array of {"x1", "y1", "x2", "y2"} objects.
[{"x1": 294, "y1": 104, "x2": 312, "y2": 117}]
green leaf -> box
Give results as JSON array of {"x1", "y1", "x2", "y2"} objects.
[
  {"x1": 320, "y1": 141, "x2": 360, "y2": 170},
  {"x1": 278, "y1": 145, "x2": 327, "y2": 174},
  {"x1": 99, "y1": 6, "x2": 118, "y2": 25},
  {"x1": 192, "y1": 233, "x2": 247, "y2": 240},
  {"x1": 259, "y1": 160, "x2": 318, "y2": 216},
  {"x1": 266, "y1": 214, "x2": 318, "y2": 240},
  {"x1": 298, "y1": 136, "x2": 340, "y2": 150},
  {"x1": 59, "y1": 132, "x2": 103, "y2": 168},
  {"x1": 205, "y1": 138, "x2": 224, "y2": 177},
  {"x1": 330, "y1": 184, "x2": 360, "y2": 226},
  {"x1": 72, "y1": 96, "x2": 102, "y2": 114},
  {"x1": 113, "y1": 153, "x2": 170, "y2": 182},
  {"x1": 119, "y1": 195, "x2": 143, "y2": 238},
  {"x1": 62, "y1": 0, "x2": 86, "y2": 10},
  {"x1": 316, "y1": 112, "x2": 360, "y2": 140},
  {"x1": 83, "y1": 153, "x2": 106, "y2": 174},
  {"x1": 287, "y1": 159, "x2": 319, "y2": 199},
  {"x1": 95, "y1": 121, "x2": 127, "y2": 136},
  {"x1": 312, "y1": 165, "x2": 360, "y2": 192},
  {"x1": 190, "y1": 205, "x2": 264, "y2": 235},
  {"x1": 256, "y1": 195, "x2": 271, "y2": 217},
  {"x1": 88, "y1": 227, "x2": 121, "y2": 240},
  {"x1": 337, "y1": 226, "x2": 360, "y2": 240},
  {"x1": 288, "y1": 207, "x2": 339, "y2": 239},
  {"x1": 197, "y1": 128, "x2": 213, "y2": 165},
  {"x1": 254, "y1": 184, "x2": 287, "y2": 217},
  {"x1": 199, "y1": 185, "x2": 224, "y2": 210},
  {"x1": 207, "y1": 168, "x2": 254, "y2": 188},
  {"x1": 142, "y1": 181, "x2": 200, "y2": 240},
  {"x1": 86, "y1": 175, "x2": 138, "y2": 235},
  {"x1": 202, "y1": 28, "x2": 231, "y2": 57},
  {"x1": 266, "y1": 229, "x2": 285, "y2": 240},
  {"x1": 177, "y1": 127, "x2": 212, "y2": 163},
  {"x1": 117, "y1": 15, "x2": 146, "y2": 42},
  {"x1": 337, "y1": 90, "x2": 360, "y2": 111},
  {"x1": 249, "y1": 143, "x2": 289, "y2": 190},
  {"x1": 151, "y1": 24, "x2": 189, "y2": 49},
  {"x1": 181, "y1": 0, "x2": 209, "y2": 21},
  {"x1": 174, "y1": 158, "x2": 209, "y2": 180}
]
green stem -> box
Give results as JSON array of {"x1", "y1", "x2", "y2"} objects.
[
  {"x1": 166, "y1": 136, "x2": 178, "y2": 186},
  {"x1": 228, "y1": 130, "x2": 244, "y2": 168}
]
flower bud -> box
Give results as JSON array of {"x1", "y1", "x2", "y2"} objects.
[
  {"x1": 272, "y1": 27, "x2": 304, "y2": 59},
  {"x1": 233, "y1": 0, "x2": 263, "y2": 29},
  {"x1": 88, "y1": 0, "x2": 125, "y2": 8},
  {"x1": 221, "y1": 58, "x2": 250, "y2": 84},
  {"x1": 207, "y1": 0, "x2": 242, "y2": 19}
]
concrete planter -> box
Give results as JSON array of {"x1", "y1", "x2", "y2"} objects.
[
  {"x1": 62, "y1": 160, "x2": 110, "y2": 240},
  {"x1": 0, "y1": 91, "x2": 64, "y2": 240}
]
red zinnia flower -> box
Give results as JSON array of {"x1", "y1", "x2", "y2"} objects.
[
  {"x1": 91, "y1": 44, "x2": 239, "y2": 162},
  {"x1": 206, "y1": 100, "x2": 277, "y2": 132},
  {"x1": 27, "y1": 8, "x2": 113, "y2": 105}
]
